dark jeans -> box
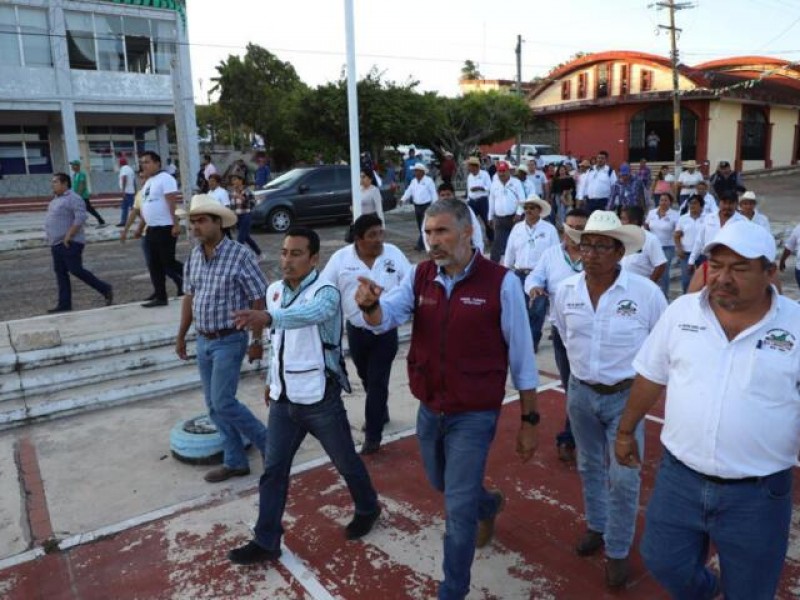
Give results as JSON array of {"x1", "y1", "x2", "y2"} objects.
[
  {"x1": 468, "y1": 196, "x2": 493, "y2": 242},
  {"x1": 253, "y1": 381, "x2": 379, "y2": 553},
  {"x1": 119, "y1": 193, "x2": 134, "y2": 225},
  {"x1": 414, "y1": 202, "x2": 431, "y2": 250},
  {"x1": 83, "y1": 196, "x2": 105, "y2": 225},
  {"x1": 145, "y1": 226, "x2": 183, "y2": 301},
  {"x1": 586, "y1": 198, "x2": 608, "y2": 214},
  {"x1": 347, "y1": 323, "x2": 398, "y2": 444},
  {"x1": 416, "y1": 403, "x2": 502, "y2": 600},
  {"x1": 551, "y1": 327, "x2": 574, "y2": 448},
  {"x1": 51, "y1": 242, "x2": 111, "y2": 310},
  {"x1": 642, "y1": 451, "x2": 792, "y2": 600},
  {"x1": 489, "y1": 215, "x2": 514, "y2": 262},
  {"x1": 237, "y1": 212, "x2": 261, "y2": 256}
]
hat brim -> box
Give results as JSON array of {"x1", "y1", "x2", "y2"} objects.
[
  {"x1": 564, "y1": 224, "x2": 645, "y2": 256},
  {"x1": 519, "y1": 197, "x2": 551, "y2": 219},
  {"x1": 178, "y1": 204, "x2": 238, "y2": 229}
]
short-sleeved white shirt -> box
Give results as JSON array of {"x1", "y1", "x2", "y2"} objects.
[
  {"x1": 633, "y1": 290, "x2": 800, "y2": 478},
  {"x1": 678, "y1": 170, "x2": 703, "y2": 195},
  {"x1": 621, "y1": 230, "x2": 668, "y2": 278},
  {"x1": 119, "y1": 164, "x2": 135, "y2": 194},
  {"x1": 688, "y1": 212, "x2": 746, "y2": 264},
  {"x1": 209, "y1": 186, "x2": 230, "y2": 207},
  {"x1": 785, "y1": 223, "x2": 800, "y2": 270},
  {"x1": 141, "y1": 171, "x2": 178, "y2": 226},
  {"x1": 552, "y1": 269, "x2": 667, "y2": 385},
  {"x1": 503, "y1": 218, "x2": 560, "y2": 270},
  {"x1": 646, "y1": 208, "x2": 679, "y2": 247},
  {"x1": 320, "y1": 243, "x2": 411, "y2": 329},
  {"x1": 675, "y1": 213, "x2": 703, "y2": 252}
]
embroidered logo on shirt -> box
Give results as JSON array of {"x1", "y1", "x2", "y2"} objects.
[
  {"x1": 616, "y1": 300, "x2": 639, "y2": 317},
  {"x1": 678, "y1": 323, "x2": 706, "y2": 333},
  {"x1": 566, "y1": 302, "x2": 586, "y2": 309},
  {"x1": 383, "y1": 259, "x2": 396, "y2": 274},
  {"x1": 459, "y1": 297, "x2": 486, "y2": 306},
  {"x1": 761, "y1": 329, "x2": 796, "y2": 353}
]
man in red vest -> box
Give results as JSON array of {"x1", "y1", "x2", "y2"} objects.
[{"x1": 355, "y1": 198, "x2": 540, "y2": 600}]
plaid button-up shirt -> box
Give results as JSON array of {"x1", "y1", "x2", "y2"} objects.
[
  {"x1": 230, "y1": 188, "x2": 255, "y2": 215},
  {"x1": 184, "y1": 237, "x2": 268, "y2": 332}
]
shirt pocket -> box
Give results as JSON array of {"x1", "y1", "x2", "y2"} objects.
[
  {"x1": 748, "y1": 352, "x2": 798, "y2": 408},
  {"x1": 607, "y1": 317, "x2": 637, "y2": 347}
]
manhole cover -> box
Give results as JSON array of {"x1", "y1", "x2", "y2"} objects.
[{"x1": 183, "y1": 415, "x2": 218, "y2": 435}]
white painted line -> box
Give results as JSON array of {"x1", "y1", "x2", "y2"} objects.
[{"x1": 279, "y1": 545, "x2": 337, "y2": 600}]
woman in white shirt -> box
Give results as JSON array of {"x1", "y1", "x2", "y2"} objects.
[
  {"x1": 645, "y1": 192, "x2": 679, "y2": 298},
  {"x1": 673, "y1": 194, "x2": 703, "y2": 293},
  {"x1": 359, "y1": 168, "x2": 384, "y2": 222}
]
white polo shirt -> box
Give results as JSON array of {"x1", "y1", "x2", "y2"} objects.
[
  {"x1": 579, "y1": 165, "x2": 617, "y2": 200},
  {"x1": 141, "y1": 171, "x2": 178, "y2": 226},
  {"x1": 503, "y1": 218, "x2": 559, "y2": 271},
  {"x1": 678, "y1": 170, "x2": 703, "y2": 196},
  {"x1": 688, "y1": 211, "x2": 746, "y2": 265},
  {"x1": 646, "y1": 208, "x2": 680, "y2": 247},
  {"x1": 675, "y1": 213, "x2": 703, "y2": 253},
  {"x1": 633, "y1": 290, "x2": 800, "y2": 478},
  {"x1": 620, "y1": 230, "x2": 668, "y2": 278},
  {"x1": 488, "y1": 177, "x2": 525, "y2": 219},
  {"x1": 400, "y1": 175, "x2": 437, "y2": 206},
  {"x1": 552, "y1": 269, "x2": 667, "y2": 385},
  {"x1": 118, "y1": 164, "x2": 135, "y2": 194},
  {"x1": 784, "y1": 223, "x2": 800, "y2": 271},
  {"x1": 320, "y1": 242, "x2": 410, "y2": 329},
  {"x1": 466, "y1": 170, "x2": 492, "y2": 200}
]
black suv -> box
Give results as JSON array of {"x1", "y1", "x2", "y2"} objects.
[{"x1": 251, "y1": 164, "x2": 397, "y2": 233}]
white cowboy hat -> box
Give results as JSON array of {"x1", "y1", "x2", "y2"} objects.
[
  {"x1": 684, "y1": 160, "x2": 698, "y2": 169},
  {"x1": 740, "y1": 190, "x2": 758, "y2": 202},
  {"x1": 516, "y1": 163, "x2": 529, "y2": 174},
  {"x1": 518, "y1": 194, "x2": 551, "y2": 219},
  {"x1": 412, "y1": 162, "x2": 428, "y2": 173},
  {"x1": 465, "y1": 156, "x2": 481, "y2": 166},
  {"x1": 176, "y1": 194, "x2": 238, "y2": 228},
  {"x1": 564, "y1": 210, "x2": 644, "y2": 256}
]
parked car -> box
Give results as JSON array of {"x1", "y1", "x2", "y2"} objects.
[{"x1": 251, "y1": 165, "x2": 397, "y2": 233}]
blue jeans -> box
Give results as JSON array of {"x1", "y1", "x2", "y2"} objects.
[
  {"x1": 50, "y1": 242, "x2": 111, "y2": 310},
  {"x1": 567, "y1": 376, "x2": 644, "y2": 559},
  {"x1": 236, "y1": 212, "x2": 261, "y2": 256},
  {"x1": 119, "y1": 193, "x2": 134, "y2": 224},
  {"x1": 551, "y1": 327, "x2": 574, "y2": 448},
  {"x1": 678, "y1": 252, "x2": 692, "y2": 293},
  {"x1": 642, "y1": 451, "x2": 792, "y2": 600},
  {"x1": 416, "y1": 403, "x2": 502, "y2": 600},
  {"x1": 346, "y1": 323, "x2": 398, "y2": 444},
  {"x1": 195, "y1": 331, "x2": 267, "y2": 470},
  {"x1": 254, "y1": 381, "x2": 378, "y2": 553},
  {"x1": 659, "y1": 245, "x2": 675, "y2": 299}
]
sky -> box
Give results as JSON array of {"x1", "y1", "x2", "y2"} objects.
[{"x1": 185, "y1": 0, "x2": 800, "y2": 103}]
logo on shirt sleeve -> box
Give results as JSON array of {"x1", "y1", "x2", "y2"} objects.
[
  {"x1": 616, "y1": 299, "x2": 639, "y2": 316},
  {"x1": 761, "y1": 329, "x2": 795, "y2": 352}
]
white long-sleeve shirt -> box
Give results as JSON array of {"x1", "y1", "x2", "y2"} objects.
[
  {"x1": 577, "y1": 165, "x2": 616, "y2": 200},
  {"x1": 503, "y1": 219, "x2": 559, "y2": 270},
  {"x1": 400, "y1": 175, "x2": 436, "y2": 206},
  {"x1": 466, "y1": 170, "x2": 492, "y2": 200},
  {"x1": 488, "y1": 177, "x2": 525, "y2": 219}
]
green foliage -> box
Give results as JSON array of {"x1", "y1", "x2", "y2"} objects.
[{"x1": 461, "y1": 59, "x2": 482, "y2": 81}]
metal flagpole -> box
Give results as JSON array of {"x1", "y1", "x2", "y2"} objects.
[{"x1": 344, "y1": 0, "x2": 362, "y2": 219}]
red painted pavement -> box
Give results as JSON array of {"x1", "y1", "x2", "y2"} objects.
[{"x1": 2, "y1": 389, "x2": 800, "y2": 599}]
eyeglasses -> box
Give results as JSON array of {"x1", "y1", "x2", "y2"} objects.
[
  {"x1": 578, "y1": 242, "x2": 617, "y2": 255},
  {"x1": 523, "y1": 206, "x2": 540, "y2": 211}
]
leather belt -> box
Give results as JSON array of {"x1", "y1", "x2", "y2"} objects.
[
  {"x1": 515, "y1": 269, "x2": 532, "y2": 276},
  {"x1": 577, "y1": 377, "x2": 633, "y2": 395},
  {"x1": 197, "y1": 327, "x2": 239, "y2": 339},
  {"x1": 671, "y1": 452, "x2": 761, "y2": 485}
]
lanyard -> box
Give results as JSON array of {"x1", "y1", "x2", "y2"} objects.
[{"x1": 563, "y1": 248, "x2": 583, "y2": 272}]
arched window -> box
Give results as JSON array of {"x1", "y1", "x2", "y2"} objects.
[
  {"x1": 628, "y1": 105, "x2": 698, "y2": 162},
  {"x1": 740, "y1": 106, "x2": 768, "y2": 161}
]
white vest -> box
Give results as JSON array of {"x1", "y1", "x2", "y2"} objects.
[{"x1": 266, "y1": 277, "x2": 332, "y2": 404}]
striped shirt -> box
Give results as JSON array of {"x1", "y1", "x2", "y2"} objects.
[
  {"x1": 45, "y1": 190, "x2": 87, "y2": 246},
  {"x1": 184, "y1": 237, "x2": 268, "y2": 332},
  {"x1": 267, "y1": 270, "x2": 346, "y2": 386}
]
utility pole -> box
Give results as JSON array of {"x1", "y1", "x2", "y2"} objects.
[
  {"x1": 656, "y1": 1, "x2": 694, "y2": 176},
  {"x1": 515, "y1": 35, "x2": 522, "y2": 167}
]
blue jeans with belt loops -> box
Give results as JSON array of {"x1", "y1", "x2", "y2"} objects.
[
  {"x1": 567, "y1": 376, "x2": 644, "y2": 559},
  {"x1": 642, "y1": 450, "x2": 792, "y2": 600}
]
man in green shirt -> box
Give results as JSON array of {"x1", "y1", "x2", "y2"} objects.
[{"x1": 70, "y1": 160, "x2": 106, "y2": 227}]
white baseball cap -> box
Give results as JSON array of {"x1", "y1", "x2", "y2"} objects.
[{"x1": 703, "y1": 220, "x2": 775, "y2": 261}]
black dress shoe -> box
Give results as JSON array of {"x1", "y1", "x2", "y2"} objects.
[
  {"x1": 228, "y1": 540, "x2": 281, "y2": 565},
  {"x1": 360, "y1": 440, "x2": 380, "y2": 455},
  {"x1": 575, "y1": 529, "x2": 604, "y2": 556},
  {"x1": 345, "y1": 506, "x2": 381, "y2": 540},
  {"x1": 47, "y1": 307, "x2": 71, "y2": 314},
  {"x1": 141, "y1": 299, "x2": 168, "y2": 308},
  {"x1": 144, "y1": 293, "x2": 157, "y2": 301}
]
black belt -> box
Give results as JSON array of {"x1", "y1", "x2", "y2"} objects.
[
  {"x1": 576, "y1": 377, "x2": 633, "y2": 395},
  {"x1": 671, "y1": 453, "x2": 761, "y2": 485},
  {"x1": 515, "y1": 269, "x2": 532, "y2": 276},
  {"x1": 197, "y1": 328, "x2": 239, "y2": 339}
]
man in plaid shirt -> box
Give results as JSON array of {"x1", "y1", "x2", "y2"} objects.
[{"x1": 175, "y1": 195, "x2": 268, "y2": 483}]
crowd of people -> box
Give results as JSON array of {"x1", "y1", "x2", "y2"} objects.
[{"x1": 40, "y1": 146, "x2": 800, "y2": 599}]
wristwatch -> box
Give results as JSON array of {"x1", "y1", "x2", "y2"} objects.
[{"x1": 520, "y1": 411, "x2": 541, "y2": 426}]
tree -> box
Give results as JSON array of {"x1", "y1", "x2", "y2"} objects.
[{"x1": 460, "y1": 59, "x2": 482, "y2": 81}]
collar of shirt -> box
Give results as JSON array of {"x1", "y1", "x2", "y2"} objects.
[
  {"x1": 435, "y1": 250, "x2": 479, "y2": 296},
  {"x1": 281, "y1": 269, "x2": 320, "y2": 306},
  {"x1": 199, "y1": 236, "x2": 230, "y2": 263}
]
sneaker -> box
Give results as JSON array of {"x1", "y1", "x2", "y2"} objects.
[
  {"x1": 575, "y1": 529, "x2": 604, "y2": 556},
  {"x1": 476, "y1": 489, "x2": 505, "y2": 548},
  {"x1": 345, "y1": 507, "x2": 381, "y2": 540},
  {"x1": 228, "y1": 540, "x2": 281, "y2": 565},
  {"x1": 605, "y1": 557, "x2": 629, "y2": 588},
  {"x1": 204, "y1": 466, "x2": 250, "y2": 483},
  {"x1": 97, "y1": 223, "x2": 108, "y2": 228}
]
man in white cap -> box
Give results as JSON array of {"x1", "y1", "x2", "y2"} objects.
[
  {"x1": 615, "y1": 219, "x2": 798, "y2": 599},
  {"x1": 400, "y1": 162, "x2": 437, "y2": 251},
  {"x1": 552, "y1": 211, "x2": 667, "y2": 589},
  {"x1": 504, "y1": 195, "x2": 559, "y2": 352},
  {"x1": 488, "y1": 161, "x2": 525, "y2": 262},
  {"x1": 737, "y1": 190, "x2": 770, "y2": 232},
  {"x1": 175, "y1": 195, "x2": 269, "y2": 483}
]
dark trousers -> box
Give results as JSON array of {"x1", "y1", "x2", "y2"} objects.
[
  {"x1": 489, "y1": 215, "x2": 514, "y2": 262},
  {"x1": 145, "y1": 226, "x2": 183, "y2": 301},
  {"x1": 586, "y1": 198, "x2": 608, "y2": 214},
  {"x1": 551, "y1": 327, "x2": 574, "y2": 448},
  {"x1": 83, "y1": 196, "x2": 105, "y2": 225},
  {"x1": 51, "y1": 242, "x2": 111, "y2": 310},
  {"x1": 254, "y1": 381, "x2": 379, "y2": 553},
  {"x1": 414, "y1": 202, "x2": 431, "y2": 250},
  {"x1": 347, "y1": 323, "x2": 399, "y2": 444},
  {"x1": 468, "y1": 196, "x2": 493, "y2": 242},
  {"x1": 236, "y1": 212, "x2": 261, "y2": 256}
]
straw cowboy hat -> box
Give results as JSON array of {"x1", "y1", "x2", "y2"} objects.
[
  {"x1": 740, "y1": 191, "x2": 758, "y2": 203},
  {"x1": 412, "y1": 162, "x2": 428, "y2": 173},
  {"x1": 176, "y1": 194, "x2": 238, "y2": 228},
  {"x1": 565, "y1": 210, "x2": 644, "y2": 255},
  {"x1": 518, "y1": 194, "x2": 551, "y2": 219},
  {"x1": 466, "y1": 156, "x2": 481, "y2": 166}
]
